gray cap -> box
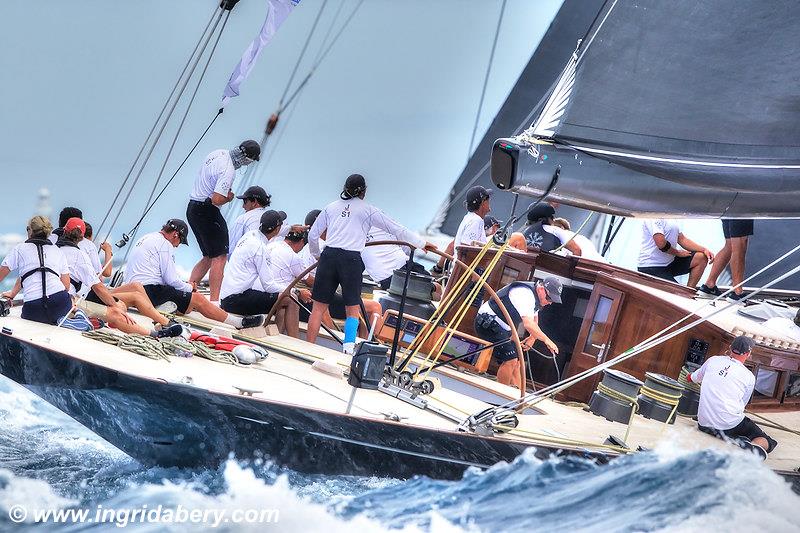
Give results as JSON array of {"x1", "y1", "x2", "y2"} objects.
[
  {"x1": 730, "y1": 335, "x2": 755, "y2": 355},
  {"x1": 541, "y1": 276, "x2": 563, "y2": 304}
]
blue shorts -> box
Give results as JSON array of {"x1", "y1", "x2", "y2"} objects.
[{"x1": 21, "y1": 290, "x2": 72, "y2": 325}]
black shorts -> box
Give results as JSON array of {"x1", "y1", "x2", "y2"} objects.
[
  {"x1": 377, "y1": 261, "x2": 428, "y2": 291},
  {"x1": 186, "y1": 199, "x2": 228, "y2": 258},
  {"x1": 221, "y1": 289, "x2": 278, "y2": 316},
  {"x1": 21, "y1": 290, "x2": 72, "y2": 325},
  {"x1": 311, "y1": 247, "x2": 364, "y2": 307},
  {"x1": 85, "y1": 289, "x2": 120, "y2": 306},
  {"x1": 722, "y1": 219, "x2": 754, "y2": 239},
  {"x1": 143, "y1": 284, "x2": 193, "y2": 314},
  {"x1": 638, "y1": 254, "x2": 694, "y2": 282},
  {"x1": 474, "y1": 313, "x2": 517, "y2": 364},
  {"x1": 699, "y1": 416, "x2": 777, "y2": 453}
]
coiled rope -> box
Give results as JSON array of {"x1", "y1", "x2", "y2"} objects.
[{"x1": 82, "y1": 329, "x2": 237, "y2": 365}]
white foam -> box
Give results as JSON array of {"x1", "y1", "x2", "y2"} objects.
[{"x1": 0, "y1": 468, "x2": 76, "y2": 516}]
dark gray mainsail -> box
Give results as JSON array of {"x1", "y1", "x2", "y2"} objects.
[{"x1": 491, "y1": 0, "x2": 800, "y2": 218}]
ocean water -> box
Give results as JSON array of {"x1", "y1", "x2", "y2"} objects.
[{"x1": 0, "y1": 375, "x2": 797, "y2": 532}]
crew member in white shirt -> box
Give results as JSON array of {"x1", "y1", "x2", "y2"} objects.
[
  {"x1": 550, "y1": 217, "x2": 606, "y2": 262},
  {"x1": 221, "y1": 211, "x2": 298, "y2": 336},
  {"x1": 125, "y1": 219, "x2": 264, "y2": 330},
  {"x1": 186, "y1": 140, "x2": 261, "y2": 303},
  {"x1": 0, "y1": 216, "x2": 72, "y2": 324},
  {"x1": 306, "y1": 174, "x2": 436, "y2": 344},
  {"x1": 228, "y1": 185, "x2": 272, "y2": 254},
  {"x1": 522, "y1": 204, "x2": 582, "y2": 256},
  {"x1": 687, "y1": 336, "x2": 777, "y2": 456},
  {"x1": 474, "y1": 277, "x2": 562, "y2": 388},
  {"x1": 56, "y1": 218, "x2": 182, "y2": 338},
  {"x1": 637, "y1": 218, "x2": 713, "y2": 288},
  {"x1": 362, "y1": 228, "x2": 428, "y2": 290},
  {"x1": 82, "y1": 222, "x2": 113, "y2": 278},
  {"x1": 454, "y1": 186, "x2": 492, "y2": 257}
]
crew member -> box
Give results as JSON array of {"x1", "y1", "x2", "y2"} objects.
[
  {"x1": 0, "y1": 216, "x2": 72, "y2": 324},
  {"x1": 49, "y1": 206, "x2": 82, "y2": 244},
  {"x1": 220, "y1": 211, "x2": 298, "y2": 336},
  {"x1": 473, "y1": 277, "x2": 563, "y2": 388},
  {"x1": 453, "y1": 185, "x2": 492, "y2": 258},
  {"x1": 687, "y1": 335, "x2": 777, "y2": 457},
  {"x1": 638, "y1": 218, "x2": 713, "y2": 287},
  {"x1": 549, "y1": 217, "x2": 606, "y2": 262},
  {"x1": 362, "y1": 228, "x2": 428, "y2": 290},
  {"x1": 262, "y1": 223, "x2": 313, "y2": 337},
  {"x1": 306, "y1": 174, "x2": 436, "y2": 344},
  {"x1": 522, "y1": 204, "x2": 582, "y2": 256},
  {"x1": 55, "y1": 218, "x2": 182, "y2": 338},
  {"x1": 228, "y1": 185, "x2": 272, "y2": 253},
  {"x1": 699, "y1": 219, "x2": 754, "y2": 302},
  {"x1": 186, "y1": 140, "x2": 261, "y2": 302},
  {"x1": 82, "y1": 222, "x2": 113, "y2": 278},
  {"x1": 125, "y1": 218, "x2": 264, "y2": 329}
]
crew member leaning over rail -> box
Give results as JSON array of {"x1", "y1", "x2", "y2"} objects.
[{"x1": 474, "y1": 277, "x2": 563, "y2": 388}]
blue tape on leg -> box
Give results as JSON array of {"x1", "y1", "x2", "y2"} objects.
[{"x1": 344, "y1": 317, "x2": 359, "y2": 343}]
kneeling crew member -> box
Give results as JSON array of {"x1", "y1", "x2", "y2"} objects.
[
  {"x1": 474, "y1": 277, "x2": 562, "y2": 388},
  {"x1": 687, "y1": 335, "x2": 777, "y2": 456},
  {"x1": 125, "y1": 219, "x2": 264, "y2": 329}
]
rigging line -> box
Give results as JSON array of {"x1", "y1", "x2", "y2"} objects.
[
  {"x1": 278, "y1": 0, "x2": 329, "y2": 108},
  {"x1": 95, "y1": 6, "x2": 220, "y2": 239},
  {"x1": 101, "y1": 8, "x2": 227, "y2": 245},
  {"x1": 466, "y1": 0, "x2": 507, "y2": 160},
  {"x1": 311, "y1": 0, "x2": 346, "y2": 64}
]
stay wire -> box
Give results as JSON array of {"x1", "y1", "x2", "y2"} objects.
[
  {"x1": 278, "y1": 0, "x2": 329, "y2": 109},
  {"x1": 95, "y1": 6, "x2": 220, "y2": 239},
  {"x1": 102, "y1": 8, "x2": 227, "y2": 246}
]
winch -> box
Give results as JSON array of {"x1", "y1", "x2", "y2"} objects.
[
  {"x1": 380, "y1": 269, "x2": 436, "y2": 320},
  {"x1": 677, "y1": 363, "x2": 702, "y2": 417},
  {"x1": 588, "y1": 369, "x2": 643, "y2": 424},
  {"x1": 637, "y1": 372, "x2": 684, "y2": 424}
]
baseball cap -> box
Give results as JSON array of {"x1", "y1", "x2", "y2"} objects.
[
  {"x1": 304, "y1": 209, "x2": 321, "y2": 227},
  {"x1": 465, "y1": 186, "x2": 492, "y2": 211},
  {"x1": 527, "y1": 203, "x2": 556, "y2": 222},
  {"x1": 239, "y1": 139, "x2": 261, "y2": 161},
  {"x1": 236, "y1": 185, "x2": 271, "y2": 206},
  {"x1": 541, "y1": 276, "x2": 563, "y2": 304},
  {"x1": 341, "y1": 174, "x2": 367, "y2": 199},
  {"x1": 260, "y1": 210, "x2": 287, "y2": 233},
  {"x1": 64, "y1": 217, "x2": 86, "y2": 237},
  {"x1": 730, "y1": 335, "x2": 756, "y2": 355},
  {"x1": 484, "y1": 215, "x2": 502, "y2": 230},
  {"x1": 165, "y1": 219, "x2": 189, "y2": 245}
]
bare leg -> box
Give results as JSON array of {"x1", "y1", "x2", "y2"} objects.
[
  {"x1": 189, "y1": 257, "x2": 212, "y2": 286},
  {"x1": 360, "y1": 300, "x2": 383, "y2": 338},
  {"x1": 105, "y1": 307, "x2": 151, "y2": 336},
  {"x1": 283, "y1": 300, "x2": 300, "y2": 338},
  {"x1": 729, "y1": 236, "x2": 748, "y2": 295},
  {"x1": 496, "y1": 359, "x2": 520, "y2": 387},
  {"x1": 705, "y1": 240, "x2": 732, "y2": 288},
  {"x1": 307, "y1": 301, "x2": 329, "y2": 344},
  {"x1": 687, "y1": 252, "x2": 709, "y2": 288},
  {"x1": 111, "y1": 282, "x2": 169, "y2": 326},
  {"x1": 208, "y1": 255, "x2": 227, "y2": 302},
  {"x1": 752, "y1": 436, "x2": 769, "y2": 451},
  {"x1": 186, "y1": 292, "x2": 228, "y2": 323}
]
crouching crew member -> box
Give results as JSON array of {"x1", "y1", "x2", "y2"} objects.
[
  {"x1": 220, "y1": 210, "x2": 297, "y2": 335},
  {"x1": 125, "y1": 219, "x2": 264, "y2": 330},
  {"x1": 687, "y1": 335, "x2": 777, "y2": 457},
  {"x1": 187, "y1": 140, "x2": 261, "y2": 302},
  {"x1": 56, "y1": 218, "x2": 182, "y2": 338},
  {"x1": 474, "y1": 277, "x2": 563, "y2": 388},
  {"x1": 0, "y1": 216, "x2": 72, "y2": 324},
  {"x1": 228, "y1": 185, "x2": 272, "y2": 253},
  {"x1": 306, "y1": 174, "x2": 436, "y2": 344}
]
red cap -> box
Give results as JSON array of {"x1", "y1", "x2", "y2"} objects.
[{"x1": 64, "y1": 217, "x2": 86, "y2": 237}]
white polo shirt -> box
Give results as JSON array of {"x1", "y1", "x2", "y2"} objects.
[
  {"x1": 78, "y1": 238, "x2": 103, "y2": 274},
  {"x1": 477, "y1": 286, "x2": 539, "y2": 331},
  {"x1": 262, "y1": 240, "x2": 307, "y2": 293},
  {"x1": 638, "y1": 219, "x2": 681, "y2": 267},
  {"x1": 228, "y1": 207, "x2": 266, "y2": 255},
  {"x1": 454, "y1": 212, "x2": 487, "y2": 257},
  {"x1": 362, "y1": 228, "x2": 409, "y2": 284},
  {"x1": 2, "y1": 242, "x2": 69, "y2": 302},
  {"x1": 59, "y1": 245, "x2": 100, "y2": 297},
  {"x1": 124, "y1": 232, "x2": 192, "y2": 291},
  {"x1": 220, "y1": 230, "x2": 274, "y2": 300},
  {"x1": 308, "y1": 198, "x2": 424, "y2": 259},
  {"x1": 690, "y1": 355, "x2": 755, "y2": 430},
  {"x1": 189, "y1": 149, "x2": 235, "y2": 201}
]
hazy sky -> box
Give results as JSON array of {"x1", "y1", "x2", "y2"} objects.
[{"x1": 0, "y1": 0, "x2": 562, "y2": 265}]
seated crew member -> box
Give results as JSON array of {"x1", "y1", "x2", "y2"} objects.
[
  {"x1": 220, "y1": 211, "x2": 298, "y2": 336},
  {"x1": 473, "y1": 277, "x2": 562, "y2": 388},
  {"x1": 549, "y1": 217, "x2": 606, "y2": 262},
  {"x1": 186, "y1": 140, "x2": 261, "y2": 302},
  {"x1": 49, "y1": 206, "x2": 82, "y2": 244},
  {"x1": 522, "y1": 204, "x2": 582, "y2": 256},
  {"x1": 687, "y1": 336, "x2": 777, "y2": 456},
  {"x1": 0, "y1": 216, "x2": 72, "y2": 324},
  {"x1": 363, "y1": 227, "x2": 428, "y2": 290},
  {"x1": 124, "y1": 218, "x2": 264, "y2": 329},
  {"x1": 637, "y1": 218, "x2": 713, "y2": 288},
  {"x1": 55, "y1": 218, "x2": 182, "y2": 338},
  {"x1": 228, "y1": 185, "x2": 272, "y2": 253},
  {"x1": 306, "y1": 174, "x2": 436, "y2": 344}
]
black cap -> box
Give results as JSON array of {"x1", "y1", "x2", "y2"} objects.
[
  {"x1": 541, "y1": 276, "x2": 563, "y2": 304},
  {"x1": 465, "y1": 186, "x2": 492, "y2": 211},
  {"x1": 236, "y1": 185, "x2": 271, "y2": 206},
  {"x1": 165, "y1": 218, "x2": 189, "y2": 245},
  {"x1": 527, "y1": 203, "x2": 556, "y2": 222},
  {"x1": 730, "y1": 335, "x2": 756, "y2": 355},
  {"x1": 239, "y1": 139, "x2": 261, "y2": 161},
  {"x1": 484, "y1": 215, "x2": 502, "y2": 230},
  {"x1": 259, "y1": 210, "x2": 287, "y2": 234},
  {"x1": 341, "y1": 174, "x2": 367, "y2": 200},
  {"x1": 304, "y1": 209, "x2": 322, "y2": 227}
]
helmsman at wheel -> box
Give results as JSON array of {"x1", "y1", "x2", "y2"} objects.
[{"x1": 474, "y1": 277, "x2": 563, "y2": 388}]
